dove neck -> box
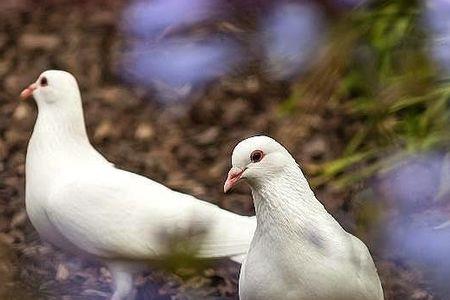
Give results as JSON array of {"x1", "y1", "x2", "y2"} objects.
[
  {"x1": 26, "y1": 102, "x2": 108, "y2": 199},
  {"x1": 31, "y1": 104, "x2": 92, "y2": 153},
  {"x1": 250, "y1": 165, "x2": 333, "y2": 235}
]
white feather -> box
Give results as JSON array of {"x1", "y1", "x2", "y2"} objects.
[
  {"x1": 45, "y1": 168, "x2": 255, "y2": 260},
  {"x1": 228, "y1": 136, "x2": 384, "y2": 300},
  {"x1": 24, "y1": 70, "x2": 255, "y2": 299}
]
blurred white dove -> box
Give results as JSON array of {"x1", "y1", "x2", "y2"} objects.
[
  {"x1": 224, "y1": 136, "x2": 383, "y2": 300},
  {"x1": 21, "y1": 70, "x2": 256, "y2": 300}
]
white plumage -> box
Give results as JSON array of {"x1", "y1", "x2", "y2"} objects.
[
  {"x1": 224, "y1": 136, "x2": 383, "y2": 300},
  {"x1": 23, "y1": 70, "x2": 256, "y2": 300}
]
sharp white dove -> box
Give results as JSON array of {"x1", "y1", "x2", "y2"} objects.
[
  {"x1": 224, "y1": 136, "x2": 383, "y2": 300},
  {"x1": 21, "y1": 70, "x2": 256, "y2": 300}
]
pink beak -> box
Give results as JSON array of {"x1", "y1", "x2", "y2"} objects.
[
  {"x1": 224, "y1": 167, "x2": 244, "y2": 193},
  {"x1": 20, "y1": 83, "x2": 37, "y2": 100}
]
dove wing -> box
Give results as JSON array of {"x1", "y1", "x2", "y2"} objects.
[
  {"x1": 348, "y1": 235, "x2": 384, "y2": 300},
  {"x1": 45, "y1": 167, "x2": 255, "y2": 261}
]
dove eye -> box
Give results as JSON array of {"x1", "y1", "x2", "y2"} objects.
[
  {"x1": 40, "y1": 77, "x2": 48, "y2": 86},
  {"x1": 250, "y1": 150, "x2": 264, "y2": 163}
]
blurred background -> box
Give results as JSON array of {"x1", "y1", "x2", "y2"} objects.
[{"x1": 0, "y1": 0, "x2": 449, "y2": 299}]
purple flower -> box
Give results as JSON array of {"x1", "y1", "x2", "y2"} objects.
[
  {"x1": 261, "y1": 2, "x2": 324, "y2": 79},
  {"x1": 424, "y1": 0, "x2": 450, "y2": 74},
  {"x1": 122, "y1": 0, "x2": 218, "y2": 39}
]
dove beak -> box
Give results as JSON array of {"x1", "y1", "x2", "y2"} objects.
[
  {"x1": 224, "y1": 167, "x2": 244, "y2": 194},
  {"x1": 20, "y1": 83, "x2": 37, "y2": 100}
]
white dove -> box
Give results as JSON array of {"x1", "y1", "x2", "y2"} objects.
[
  {"x1": 224, "y1": 136, "x2": 383, "y2": 300},
  {"x1": 21, "y1": 70, "x2": 256, "y2": 300}
]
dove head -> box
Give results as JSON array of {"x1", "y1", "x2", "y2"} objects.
[
  {"x1": 224, "y1": 136, "x2": 296, "y2": 193},
  {"x1": 21, "y1": 70, "x2": 89, "y2": 140},
  {"x1": 20, "y1": 70, "x2": 82, "y2": 109}
]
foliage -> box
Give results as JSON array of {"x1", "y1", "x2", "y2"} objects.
[{"x1": 286, "y1": 0, "x2": 450, "y2": 188}]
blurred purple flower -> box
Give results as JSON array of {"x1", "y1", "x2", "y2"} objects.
[
  {"x1": 120, "y1": 0, "x2": 240, "y2": 102},
  {"x1": 123, "y1": 0, "x2": 218, "y2": 39},
  {"x1": 379, "y1": 153, "x2": 450, "y2": 267},
  {"x1": 261, "y1": 2, "x2": 324, "y2": 80},
  {"x1": 425, "y1": 0, "x2": 450, "y2": 34},
  {"x1": 332, "y1": 0, "x2": 366, "y2": 9},
  {"x1": 121, "y1": 38, "x2": 241, "y2": 101},
  {"x1": 424, "y1": 0, "x2": 450, "y2": 74},
  {"x1": 382, "y1": 154, "x2": 442, "y2": 211},
  {"x1": 125, "y1": 39, "x2": 240, "y2": 86}
]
